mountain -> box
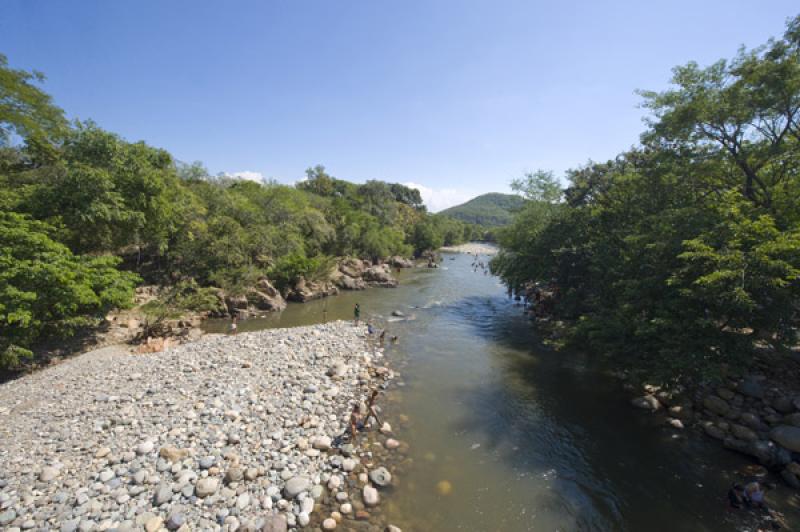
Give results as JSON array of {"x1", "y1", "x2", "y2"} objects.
[{"x1": 439, "y1": 193, "x2": 525, "y2": 226}]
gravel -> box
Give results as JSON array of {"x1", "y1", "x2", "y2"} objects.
[{"x1": 0, "y1": 321, "x2": 384, "y2": 530}]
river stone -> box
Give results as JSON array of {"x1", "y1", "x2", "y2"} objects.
[
  {"x1": 770, "y1": 425, "x2": 800, "y2": 452},
  {"x1": 342, "y1": 458, "x2": 357, "y2": 472},
  {"x1": 774, "y1": 396, "x2": 796, "y2": 414},
  {"x1": 783, "y1": 413, "x2": 800, "y2": 428},
  {"x1": 738, "y1": 376, "x2": 765, "y2": 399},
  {"x1": 363, "y1": 485, "x2": 380, "y2": 506},
  {"x1": 703, "y1": 422, "x2": 726, "y2": 440},
  {"x1": 631, "y1": 395, "x2": 660, "y2": 411},
  {"x1": 322, "y1": 518, "x2": 337, "y2": 530},
  {"x1": 369, "y1": 467, "x2": 392, "y2": 487},
  {"x1": 225, "y1": 466, "x2": 244, "y2": 484},
  {"x1": 262, "y1": 515, "x2": 288, "y2": 532},
  {"x1": 703, "y1": 395, "x2": 730, "y2": 416},
  {"x1": 195, "y1": 477, "x2": 219, "y2": 498},
  {"x1": 165, "y1": 512, "x2": 185, "y2": 530},
  {"x1": 313, "y1": 436, "x2": 332, "y2": 450},
  {"x1": 136, "y1": 441, "x2": 154, "y2": 455},
  {"x1": 159, "y1": 446, "x2": 189, "y2": 462},
  {"x1": 154, "y1": 483, "x2": 173, "y2": 505},
  {"x1": 0, "y1": 509, "x2": 16, "y2": 525},
  {"x1": 731, "y1": 424, "x2": 758, "y2": 442},
  {"x1": 386, "y1": 526, "x2": 402, "y2": 532},
  {"x1": 145, "y1": 516, "x2": 163, "y2": 532},
  {"x1": 385, "y1": 438, "x2": 400, "y2": 449},
  {"x1": 284, "y1": 476, "x2": 311, "y2": 498},
  {"x1": 39, "y1": 466, "x2": 59, "y2": 482}
]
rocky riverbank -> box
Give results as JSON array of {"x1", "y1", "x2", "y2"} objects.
[
  {"x1": 627, "y1": 353, "x2": 800, "y2": 490},
  {"x1": 0, "y1": 321, "x2": 403, "y2": 531}
]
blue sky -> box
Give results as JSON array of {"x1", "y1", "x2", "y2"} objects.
[{"x1": 2, "y1": 1, "x2": 797, "y2": 211}]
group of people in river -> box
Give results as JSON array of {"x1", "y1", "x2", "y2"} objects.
[
  {"x1": 355, "y1": 303, "x2": 397, "y2": 345},
  {"x1": 471, "y1": 253, "x2": 489, "y2": 275}
]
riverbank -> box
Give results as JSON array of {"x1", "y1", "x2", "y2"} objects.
[
  {"x1": 0, "y1": 321, "x2": 402, "y2": 531},
  {"x1": 439, "y1": 242, "x2": 498, "y2": 255}
]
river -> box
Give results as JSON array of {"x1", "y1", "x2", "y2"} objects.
[{"x1": 205, "y1": 252, "x2": 800, "y2": 531}]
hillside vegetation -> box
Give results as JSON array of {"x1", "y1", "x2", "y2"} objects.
[
  {"x1": 491, "y1": 16, "x2": 800, "y2": 383},
  {"x1": 440, "y1": 192, "x2": 525, "y2": 227}
]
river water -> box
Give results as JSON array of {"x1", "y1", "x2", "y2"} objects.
[{"x1": 205, "y1": 252, "x2": 800, "y2": 531}]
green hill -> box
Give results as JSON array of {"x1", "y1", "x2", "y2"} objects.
[{"x1": 439, "y1": 193, "x2": 525, "y2": 226}]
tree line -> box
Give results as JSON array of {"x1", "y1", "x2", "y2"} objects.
[
  {"x1": 492, "y1": 15, "x2": 800, "y2": 383},
  {"x1": 0, "y1": 55, "x2": 481, "y2": 368}
]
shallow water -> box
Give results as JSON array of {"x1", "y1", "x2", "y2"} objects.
[{"x1": 205, "y1": 253, "x2": 800, "y2": 531}]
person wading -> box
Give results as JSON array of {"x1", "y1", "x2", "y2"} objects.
[{"x1": 354, "y1": 303, "x2": 361, "y2": 325}]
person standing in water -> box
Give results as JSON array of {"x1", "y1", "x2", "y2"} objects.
[
  {"x1": 229, "y1": 315, "x2": 238, "y2": 335},
  {"x1": 354, "y1": 303, "x2": 361, "y2": 325}
]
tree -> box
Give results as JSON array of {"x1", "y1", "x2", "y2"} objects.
[
  {"x1": 0, "y1": 212, "x2": 139, "y2": 369},
  {"x1": 0, "y1": 54, "x2": 67, "y2": 147}
]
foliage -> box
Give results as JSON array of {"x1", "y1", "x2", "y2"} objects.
[
  {"x1": 0, "y1": 54, "x2": 476, "y2": 365},
  {"x1": 0, "y1": 212, "x2": 138, "y2": 368},
  {"x1": 439, "y1": 192, "x2": 525, "y2": 227},
  {"x1": 493, "y1": 16, "x2": 800, "y2": 384}
]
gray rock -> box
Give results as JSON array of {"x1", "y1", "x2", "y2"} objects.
[
  {"x1": 195, "y1": 477, "x2": 219, "y2": 498},
  {"x1": 283, "y1": 476, "x2": 310, "y2": 499},
  {"x1": 738, "y1": 376, "x2": 765, "y2": 399},
  {"x1": 261, "y1": 515, "x2": 288, "y2": 532},
  {"x1": 369, "y1": 467, "x2": 392, "y2": 487},
  {"x1": 136, "y1": 441, "x2": 154, "y2": 455},
  {"x1": 771, "y1": 425, "x2": 800, "y2": 452},
  {"x1": 363, "y1": 484, "x2": 380, "y2": 507},
  {"x1": 0, "y1": 509, "x2": 17, "y2": 525},
  {"x1": 703, "y1": 395, "x2": 730, "y2": 416},
  {"x1": 199, "y1": 456, "x2": 215, "y2": 469},
  {"x1": 154, "y1": 483, "x2": 173, "y2": 505},
  {"x1": 39, "y1": 466, "x2": 59, "y2": 482},
  {"x1": 165, "y1": 512, "x2": 185, "y2": 530}
]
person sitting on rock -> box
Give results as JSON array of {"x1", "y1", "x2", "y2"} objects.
[
  {"x1": 728, "y1": 483, "x2": 745, "y2": 509},
  {"x1": 744, "y1": 481, "x2": 767, "y2": 510},
  {"x1": 367, "y1": 322, "x2": 375, "y2": 335}
]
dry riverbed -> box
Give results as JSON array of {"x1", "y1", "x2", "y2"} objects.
[{"x1": 0, "y1": 321, "x2": 401, "y2": 531}]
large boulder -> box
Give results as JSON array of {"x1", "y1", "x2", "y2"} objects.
[
  {"x1": 246, "y1": 286, "x2": 287, "y2": 312},
  {"x1": 363, "y1": 266, "x2": 398, "y2": 287},
  {"x1": 339, "y1": 258, "x2": 366, "y2": 279},
  {"x1": 389, "y1": 256, "x2": 414, "y2": 268},
  {"x1": 331, "y1": 271, "x2": 366, "y2": 291},
  {"x1": 288, "y1": 278, "x2": 338, "y2": 303},
  {"x1": 771, "y1": 425, "x2": 800, "y2": 453}
]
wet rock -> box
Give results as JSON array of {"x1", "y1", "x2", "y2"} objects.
[
  {"x1": 322, "y1": 518, "x2": 337, "y2": 530},
  {"x1": 631, "y1": 395, "x2": 661, "y2": 411},
  {"x1": 731, "y1": 424, "x2": 758, "y2": 442},
  {"x1": 737, "y1": 376, "x2": 765, "y2": 399},
  {"x1": 770, "y1": 425, "x2": 800, "y2": 452},
  {"x1": 362, "y1": 485, "x2": 380, "y2": 507},
  {"x1": 369, "y1": 467, "x2": 392, "y2": 487},
  {"x1": 781, "y1": 469, "x2": 800, "y2": 489},
  {"x1": 703, "y1": 395, "x2": 730, "y2": 416},
  {"x1": 783, "y1": 413, "x2": 800, "y2": 428},
  {"x1": 703, "y1": 422, "x2": 726, "y2": 440},
  {"x1": 773, "y1": 396, "x2": 796, "y2": 414}
]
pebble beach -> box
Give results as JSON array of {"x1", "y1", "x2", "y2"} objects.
[{"x1": 0, "y1": 321, "x2": 398, "y2": 531}]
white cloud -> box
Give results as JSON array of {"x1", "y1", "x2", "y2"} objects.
[
  {"x1": 225, "y1": 170, "x2": 264, "y2": 182},
  {"x1": 403, "y1": 182, "x2": 476, "y2": 213}
]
